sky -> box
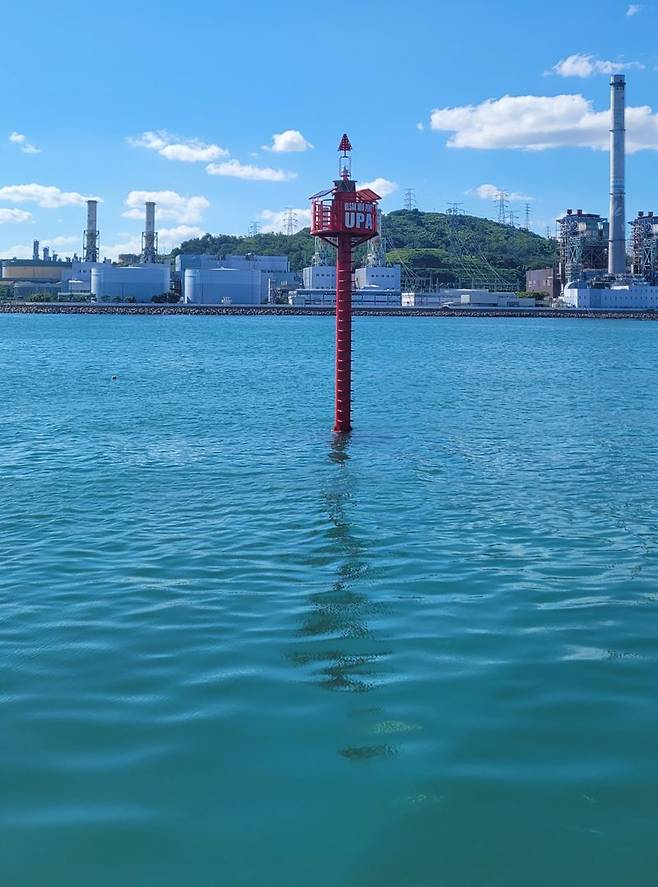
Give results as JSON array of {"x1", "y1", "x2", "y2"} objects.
[{"x1": 2, "y1": 0, "x2": 658, "y2": 258}]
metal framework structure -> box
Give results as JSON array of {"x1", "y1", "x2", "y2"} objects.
[
  {"x1": 495, "y1": 190, "x2": 510, "y2": 225},
  {"x1": 630, "y1": 211, "x2": 658, "y2": 283},
  {"x1": 557, "y1": 209, "x2": 608, "y2": 285},
  {"x1": 403, "y1": 188, "x2": 417, "y2": 211},
  {"x1": 283, "y1": 208, "x2": 297, "y2": 236},
  {"x1": 310, "y1": 134, "x2": 380, "y2": 434}
]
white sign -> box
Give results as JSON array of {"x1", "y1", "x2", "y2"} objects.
[{"x1": 344, "y1": 201, "x2": 374, "y2": 231}]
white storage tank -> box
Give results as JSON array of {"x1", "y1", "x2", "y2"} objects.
[
  {"x1": 91, "y1": 264, "x2": 170, "y2": 302},
  {"x1": 184, "y1": 268, "x2": 261, "y2": 305}
]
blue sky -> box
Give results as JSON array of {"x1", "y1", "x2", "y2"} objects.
[{"x1": 2, "y1": 0, "x2": 658, "y2": 257}]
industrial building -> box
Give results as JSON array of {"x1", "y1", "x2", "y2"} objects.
[
  {"x1": 290, "y1": 232, "x2": 402, "y2": 307},
  {"x1": 526, "y1": 268, "x2": 560, "y2": 300},
  {"x1": 562, "y1": 74, "x2": 658, "y2": 310}
]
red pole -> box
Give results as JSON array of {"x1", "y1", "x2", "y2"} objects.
[{"x1": 334, "y1": 233, "x2": 352, "y2": 433}]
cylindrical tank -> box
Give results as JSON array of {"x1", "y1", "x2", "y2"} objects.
[
  {"x1": 184, "y1": 268, "x2": 261, "y2": 305},
  {"x1": 91, "y1": 264, "x2": 170, "y2": 302}
]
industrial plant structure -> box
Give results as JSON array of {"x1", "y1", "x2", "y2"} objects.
[
  {"x1": 630, "y1": 212, "x2": 658, "y2": 283},
  {"x1": 1, "y1": 198, "x2": 172, "y2": 302},
  {"x1": 290, "y1": 225, "x2": 402, "y2": 307},
  {"x1": 563, "y1": 74, "x2": 658, "y2": 309}
]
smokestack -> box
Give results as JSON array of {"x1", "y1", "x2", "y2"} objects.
[
  {"x1": 141, "y1": 201, "x2": 158, "y2": 263},
  {"x1": 32, "y1": 240, "x2": 39, "y2": 261},
  {"x1": 608, "y1": 74, "x2": 626, "y2": 276},
  {"x1": 84, "y1": 199, "x2": 99, "y2": 263}
]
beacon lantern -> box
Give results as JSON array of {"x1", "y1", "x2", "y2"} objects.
[{"x1": 310, "y1": 134, "x2": 380, "y2": 433}]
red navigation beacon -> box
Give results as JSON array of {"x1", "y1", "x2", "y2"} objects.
[{"x1": 310, "y1": 134, "x2": 380, "y2": 433}]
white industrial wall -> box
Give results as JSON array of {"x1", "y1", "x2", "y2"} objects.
[
  {"x1": 91, "y1": 265, "x2": 170, "y2": 302},
  {"x1": 354, "y1": 265, "x2": 401, "y2": 290},
  {"x1": 184, "y1": 268, "x2": 261, "y2": 305},
  {"x1": 564, "y1": 286, "x2": 658, "y2": 309},
  {"x1": 303, "y1": 266, "x2": 336, "y2": 289},
  {"x1": 290, "y1": 288, "x2": 401, "y2": 307}
]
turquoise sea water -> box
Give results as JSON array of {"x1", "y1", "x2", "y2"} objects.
[{"x1": 2, "y1": 314, "x2": 658, "y2": 886}]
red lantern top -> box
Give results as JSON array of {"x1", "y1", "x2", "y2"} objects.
[{"x1": 310, "y1": 134, "x2": 380, "y2": 246}]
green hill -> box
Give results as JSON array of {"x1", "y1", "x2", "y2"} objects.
[
  {"x1": 174, "y1": 210, "x2": 556, "y2": 290},
  {"x1": 384, "y1": 210, "x2": 556, "y2": 290}
]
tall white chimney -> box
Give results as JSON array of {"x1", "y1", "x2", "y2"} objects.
[
  {"x1": 84, "y1": 199, "x2": 99, "y2": 263},
  {"x1": 608, "y1": 74, "x2": 626, "y2": 276},
  {"x1": 141, "y1": 201, "x2": 157, "y2": 263}
]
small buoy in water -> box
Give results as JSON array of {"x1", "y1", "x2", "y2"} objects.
[{"x1": 111, "y1": 375, "x2": 117, "y2": 381}]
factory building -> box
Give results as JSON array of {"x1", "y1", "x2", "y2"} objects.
[
  {"x1": 354, "y1": 264, "x2": 401, "y2": 290},
  {"x1": 563, "y1": 282, "x2": 658, "y2": 309},
  {"x1": 12, "y1": 281, "x2": 62, "y2": 299},
  {"x1": 2, "y1": 256, "x2": 71, "y2": 282},
  {"x1": 526, "y1": 268, "x2": 560, "y2": 300},
  {"x1": 302, "y1": 265, "x2": 336, "y2": 289},
  {"x1": 91, "y1": 264, "x2": 170, "y2": 302}
]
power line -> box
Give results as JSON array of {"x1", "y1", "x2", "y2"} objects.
[
  {"x1": 446, "y1": 202, "x2": 464, "y2": 216},
  {"x1": 524, "y1": 203, "x2": 531, "y2": 231},
  {"x1": 248, "y1": 221, "x2": 261, "y2": 237}
]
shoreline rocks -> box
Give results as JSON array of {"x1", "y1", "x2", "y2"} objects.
[{"x1": 1, "y1": 302, "x2": 657, "y2": 320}]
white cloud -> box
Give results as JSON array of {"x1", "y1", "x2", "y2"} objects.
[
  {"x1": 8, "y1": 132, "x2": 41, "y2": 154},
  {"x1": 103, "y1": 225, "x2": 205, "y2": 261},
  {"x1": 122, "y1": 190, "x2": 210, "y2": 224},
  {"x1": 627, "y1": 3, "x2": 643, "y2": 15},
  {"x1": 262, "y1": 130, "x2": 313, "y2": 153},
  {"x1": 206, "y1": 160, "x2": 296, "y2": 181},
  {"x1": 550, "y1": 53, "x2": 644, "y2": 78},
  {"x1": 259, "y1": 208, "x2": 312, "y2": 233},
  {"x1": 0, "y1": 208, "x2": 32, "y2": 223},
  {"x1": 1, "y1": 235, "x2": 77, "y2": 259},
  {"x1": 416, "y1": 122, "x2": 425, "y2": 131},
  {"x1": 128, "y1": 130, "x2": 228, "y2": 163},
  {"x1": 429, "y1": 93, "x2": 658, "y2": 153},
  {"x1": 468, "y1": 183, "x2": 534, "y2": 202},
  {"x1": 0, "y1": 184, "x2": 97, "y2": 207},
  {"x1": 357, "y1": 177, "x2": 398, "y2": 199}
]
